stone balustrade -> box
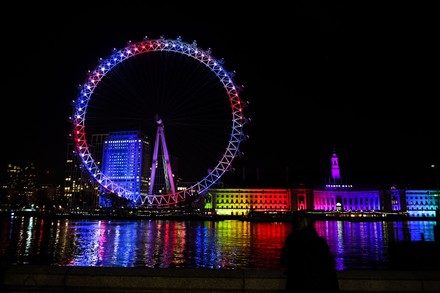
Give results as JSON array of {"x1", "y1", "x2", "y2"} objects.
[{"x1": 1, "y1": 265, "x2": 440, "y2": 292}]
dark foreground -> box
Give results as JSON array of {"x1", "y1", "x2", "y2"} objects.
[{"x1": 1, "y1": 265, "x2": 439, "y2": 293}]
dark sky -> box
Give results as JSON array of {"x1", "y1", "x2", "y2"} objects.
[{"x1": 1, "y1": 1, "x2": 437, "y2": 189}]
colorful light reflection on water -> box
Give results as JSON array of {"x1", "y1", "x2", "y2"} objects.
[{"x1": 0, "y1": 216, "x2": 436, "y2": 270}]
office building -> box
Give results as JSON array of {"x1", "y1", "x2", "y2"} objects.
[{"x1": 101, "y1": 130, "x2": 150, "y2": 206}]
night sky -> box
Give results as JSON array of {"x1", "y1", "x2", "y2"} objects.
[{"x1": 1, "y1": 1, "x2": 437, "y2": 189}]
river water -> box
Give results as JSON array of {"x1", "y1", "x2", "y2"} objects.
[{"x1": 0, "y1": 215, "x2": 436, "y2": 271}]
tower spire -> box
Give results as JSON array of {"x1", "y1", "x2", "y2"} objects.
[{"x1": 331, "y1": 148, "x2": 341, "y2": 182}]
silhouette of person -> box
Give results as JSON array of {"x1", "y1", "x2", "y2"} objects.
[{"x1": 280, "y1": 211, "x2": 340, "y2": 293}]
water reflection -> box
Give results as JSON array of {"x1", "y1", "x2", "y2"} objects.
[
  {"x1": 317, "y1": 221, "x2": 388, "y2": 270},
  {"x1": 0, "y1": 215, "x2": 436, "y2": 270}
]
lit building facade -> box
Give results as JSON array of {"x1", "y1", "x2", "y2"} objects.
[
  {"x1": 0, "y1": 163, "x2": 37, "y2": 208},
  {"x1": 313, "y1": 185, "x2": 383, "y2": 212},
  {"x1": 101, "y1": 131, "x2": 150, "y2": 205},
  {"x1": 405, "y1": 189, "x2": 439, "y2": 217},
  {"x1": 312, "y1": 149, "x2": 384, "y2": 212},
  {"x1": 63, "y1": 143, "x2": 97, "y2": 209},
  {"x1": 63, "y1": 142, "x2": 81, "y2": 209},
  {"x1": 203, "y1": 149, "x2": 437, "y2": 218},
  {"x1": 205, "y1": 188, "x2": 291, "y2": 216}
]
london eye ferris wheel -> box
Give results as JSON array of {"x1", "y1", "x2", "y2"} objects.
[{"x1": 71, "y1": 36, "x2": 249, "y2": 207}]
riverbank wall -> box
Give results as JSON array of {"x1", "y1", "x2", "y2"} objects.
[
  {"x1": 1, "y1": 265, "x2": 439, "y2": 293},
  {"x1": 1, "y1": 209, "x2": 435, "y2": 222}
]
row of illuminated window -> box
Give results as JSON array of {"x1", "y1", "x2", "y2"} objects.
[
  {"x1": 314, "y1": 198, "x2": 337, "y2": 205},
  {"x1": 407, "y1": 196, "x2": 437, "y2": 200},
  {"x1": 407, "y1": 201, "x2": 437, "y2": 205},
  {"x1": 344, "y1": 197, "x2": 377, "y2": 205},
  {"x1": 407, "y1": 206, "x2": 438, "y2": 210},
  {"x1": 407, "y1": 191, "x2": 438, "y2": 195},
  {"x1": 105, "y1": 158, "x2": 141, "y2": 163},
  {"x1": 105, "y1": 139, "x2": 142, "y2": 144}
]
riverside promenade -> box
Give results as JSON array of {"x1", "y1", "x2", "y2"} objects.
[{"x1": 1, "y1": 265, "x2": 440, "y2": 293}]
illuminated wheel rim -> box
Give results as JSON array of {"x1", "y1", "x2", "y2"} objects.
[{"x1": 72, "y1": 36, "x2": 248, "y2": 207}]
